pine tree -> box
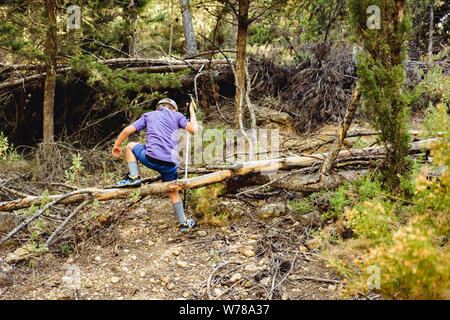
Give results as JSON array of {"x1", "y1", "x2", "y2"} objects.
[{"x1": 348, "y1": 0, "x2": 413, "y2": 191}]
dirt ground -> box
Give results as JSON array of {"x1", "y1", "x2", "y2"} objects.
[
  {"x1": 0, "y1": 193, "x2": 346, "y2": 300},
  {"x1": 0, "y1": 114, "x2": 404, "y2": 301}
]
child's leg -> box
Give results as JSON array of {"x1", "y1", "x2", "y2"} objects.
[
  {"x1": 167, "y1": 190, "x2": 186, "y2": 224},
  {"x1": 126, "y1": 142, "x2": 139, "y2": 177},
  {"x1": 116, "y1": 142, "x2": 142, "y2": 187}
]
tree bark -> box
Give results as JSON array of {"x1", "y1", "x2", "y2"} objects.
[
  {"x1": 128, "y1": 0, "x2": 137, "y2": 57},
  {"x1": 43, "y1": 0, "x2": 58, "y2": 151},
  {"x1": 179, "y1": 0, "x2": 198, "y2": 56},
  {"x1": 428, "y1": 1, "x2": 434, "y2": 60},
  {"x1": 234, "y1": 0, "x2": 250, "y2": 128}
]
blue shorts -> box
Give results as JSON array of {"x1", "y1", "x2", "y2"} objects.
[{"x1": 132, "y1": 144, "x2": 178, "y2": 182}]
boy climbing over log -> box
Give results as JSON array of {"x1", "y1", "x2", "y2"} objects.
[{"x1": 111, "y1": 98, "x2": 198, "y2": 231}]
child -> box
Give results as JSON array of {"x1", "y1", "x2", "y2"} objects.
[{"x1": 111, "y1": 98, "x2": 198, "y2": 231}]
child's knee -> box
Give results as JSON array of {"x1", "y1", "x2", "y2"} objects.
[{"x1": 126, "y1": 142, "x2": 137, "y2": 151}]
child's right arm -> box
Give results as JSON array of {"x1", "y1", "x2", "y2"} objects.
[
  {"x1": 112, "y1": 125, "x2": 137, "y2": 157},
  {"x1": 185, "y1": 102, "x2": 198, "y2": 134}
]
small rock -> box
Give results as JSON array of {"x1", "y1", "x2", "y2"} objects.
[
  {"x1": 299, "y1": 246, "x2": 308, "y2": 253},
  {"x1": 167, "y1": 283, "x2": 175, "y2": 290},
  {"x1": 110, "y1": 277, "x2": 120, "y2": 284},
  {"x1": 197, "y1": 231, "x2": 207, "y2": 237},
  {"x1": 182, "y1": 292, "x2": 189, "y2": 298},
  {"x1": 139, "y1": 271, "x2": 146, "y2": 278},
  {"x1": 300, "y1": 211, "x2": 321, "y2": 226},
  {"x1": 0, "y1": 258, "x2": 13, "y2": 288},
  {"x1": 214, "y1": 288, "x2": 223, "y2": 296},
  {"x1": 176, "y1": 261, "x2": 188, "y2": 268},
  {"x1": 257, "y1": 203, "x2": 286, "y2": 219},
  {"x1": 171, "y1": 249, "x2": 181, "y2": 256},
  {"x1": 328, "y1": 284, "x2": 337, "y2": 291},
  {"x1": 0, "y1": 212, "x2": 20, "y2": 233},
  {"x1": 158, "y1": 224, "x2": 168, "y2": 230},
  {"x1": 148, "y1": 241, "x2": 155, "y2": 246},
  {"x1": 135, "y1": 239, "x2": 142, "y2": 244},
  {"x1": 95, "y1": 256, "x2": 101, "y2": 262},
  {"x1": 83, "y1": 279, "x2": 93, "y2": 288},
  {"x1": 5, "y1": 247, "x2": 32, "y2": 264},
  {"x1": 131, "y1": 255, "x2": 137, "y2": 260},
  {"x1": 244, "y1": 263, "x2": 260, "y2": 272},
  {"x1": 229, "y1": 273, "x2": 242, "y2": 283},
  {"x1": 239, "y1": 246, "x2": 255, "y2": 258},
  {"x1": 260, "y1": 277, "x2": 270, "y2": 287},
  {"x1": 161, "y1": 276, "x2": 170, "y2": 284}
]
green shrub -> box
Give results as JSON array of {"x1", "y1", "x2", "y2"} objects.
[
  {"x1": 288, "y1": 199, "x2": 316, "y2": 216},
  {"x1": 364, "y1": 218, "x2": 449, "y2": 299},
  {"x1": 189, "y1": 183, "x2": 228, "y2": 225},
  {"x1": 344, "y1": 200, "x2": 397, "y2": 243}
]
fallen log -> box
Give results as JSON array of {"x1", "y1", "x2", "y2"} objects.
[
  {"x1": 0, "y1": 58, "x2": 230, "y2": 73},
  {"x1": 0, "y1": 59, "x2": 232, "y2": 91},
  {"x1": 0, "y1": 139, "x2": 435, "y2": 213}
]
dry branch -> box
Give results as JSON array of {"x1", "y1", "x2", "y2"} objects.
[{"x1": 321, "y1": 88, "x2": 361, "y2": 175}]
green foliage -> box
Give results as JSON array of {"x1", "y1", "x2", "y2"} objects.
[
  {"x1": 130, "y1": 188, "x2": 142, "y2": 203},
  {"x1": 0, "y1": 132, "x2": 20, "y2": 162},
  {"x1": 67, "y1": 55, "x2": 185, "y2": 111},
  {"x1": 348, "y1": 0, "x2": 413, "y2": 191},
  {"x1": 345, "y1": 200, "x2": 397, "y2": 243},
  {"x1": 189, "y1": 183, "x2": 228, "y2": 225},
  {"x1": 299, "y1": 0, "x2": 348, "y2": 43},
  {"x1": 324, "y1": 184, "x2": 352, "y2": 220},
  {"x1": 322, "y1": 103, "x2": 450, "y2": 299},
  {"x1": 64, "y1": 153, "x2": 84, "y2": 185},
  {"x1": 288, "y1": 199, "x2": 315, "y2": 216},
  {"x1": 409, "y1": 62, "x2": 450, "y2": 111}
]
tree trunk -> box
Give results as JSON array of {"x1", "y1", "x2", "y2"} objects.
[
  {"x1": 43, "y1": 0, "x2": 58, "y2": 152},
  {"x1": 428, "y1": 1, "x2": 434, "y2": 60},
  {"x1": 129, "y1": 0, "x2": 137, "y2": 57},
  {"x1": 179, "y1": 0, "x2": 198, "y2": 56},
  {"x1": 234, "y1": 0, "x2": 250, "y2": 128}
]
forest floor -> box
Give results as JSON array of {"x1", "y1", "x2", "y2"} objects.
[
  {"x1": 0, "y1": 194, "x2": 344, "y2": 300},
  {"x1": 1, "y1": 108, "x2": 426, "y2": 300}
]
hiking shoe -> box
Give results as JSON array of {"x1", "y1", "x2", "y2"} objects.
[
  {"x1": 179, "y1": 218, "x2": 195, "y2": 232},
  {"x1": 116, "y1": 173, "x2": 141, "y2": 188}
]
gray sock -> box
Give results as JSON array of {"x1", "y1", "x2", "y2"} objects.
[
  {"x1": 173, "y1": 201, "x2": 186, "y2": 224},
  {"x1": 128, "y1": 161, "x2": 139, "y2": 177}
]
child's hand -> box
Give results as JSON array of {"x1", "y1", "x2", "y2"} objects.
[{"x1": 112, "y1": 145, "x2": 122, "y2": 157}]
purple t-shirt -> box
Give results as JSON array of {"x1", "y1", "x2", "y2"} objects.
[{"x1": 131, "y1": 107, "x2": 189, "y2": 163}]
